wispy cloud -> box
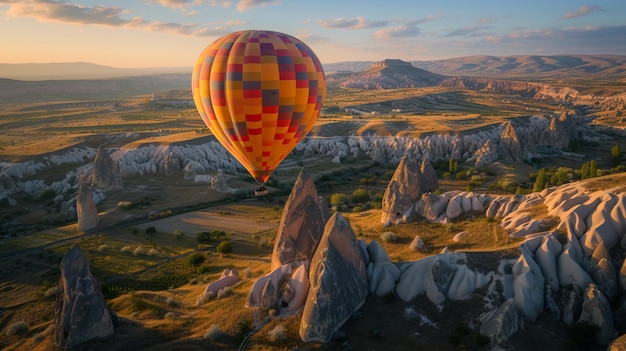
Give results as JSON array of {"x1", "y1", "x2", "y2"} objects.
[
  {"x1": 406, "y1": 12, "x2": 445, "y2": 26},
  {"x1": 444, "y1": 26, "x2": 490, "y2": 37},
  {"x1": 562, "y1": 5, "x2": 604, "y2": 20},
  {"x1": 149, "y1": 0, "x2": 197, "y2": 10},
  {"x1": 373, "y1": 25, "x2": 420, "y2": 39},
  {"x1": 236, "y1": 0, "x2": 279, "y2": 12},
  {"x1": 0, "y1": 0, "x2": 236, "y2": 36},
  {"x1": 318, "y1": 16, "x2": 389, "y2": 29}
]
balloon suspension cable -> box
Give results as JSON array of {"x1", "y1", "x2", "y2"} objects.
[{"x1": 254, "y1": 181, "x2": 268, "y2": 196}]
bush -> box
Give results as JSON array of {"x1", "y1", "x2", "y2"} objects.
[
  {"x1": 173, "y1": 230, "x2": 184, "y2": 240},
  {"x1": 352, "y1": 206, "x2": 364, "y2": 213},
  {"x1": 380, "y1": 231, "x2": 398, "y2": 243},
  {"x1": 44, "y1": 286, "x2": 58, "y2": 299},
  {"x1": 166, "y1": 297, "x2": 181, "y2": 307},
  {"x1": 197, "y1": 265, "x2": 211, "y2": 274},
  {"x1": 267, "y1": 325, "x2": 287, "y2": 342},
  {"x1": 196, "y1": 230, "x2": 227, "y2": 244},
  {"x1": 217, "y1": 241, "x2": 233, "y2": 255},
  {"x1": 188, "y1": 252, "x2": 206, "y2": 266},
  {"x1": 352, "y1": 188, "x2": 371, "y2": 203},
  {"x1": 329, "y1": 193, "x2": 349, "y2": 207},
  {"x1": 38, "y1": 188, "x2": 56, "y2": 202},
  {"x1": 6, "y1": 321, "x2": 29, "y2": 336},
  {"x1": 204, "y1": 324, "x2": 222, "y2": 341},
  {"x1": 145, "y1": 226, "x2": 157, "y2": 234},
  {"x1": 217, "y1": 286, "x2": 233, "y2": 299}
]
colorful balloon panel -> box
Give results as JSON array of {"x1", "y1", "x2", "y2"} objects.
[{"x1": 192, "y1": 30, "x2": 326, "y2": 183}]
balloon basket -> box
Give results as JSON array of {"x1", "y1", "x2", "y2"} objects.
[{"x1": 255, "y1": 185, "x2": 268, "y2": 197}]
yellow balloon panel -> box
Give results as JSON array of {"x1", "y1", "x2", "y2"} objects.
[{"x1": 192, "y1": 30, "x2": 326, "y2": 183}]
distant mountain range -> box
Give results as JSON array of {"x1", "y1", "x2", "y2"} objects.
[
  {"x1": 2, "y1": 55, "x2": 626, "y2": 81},
  {"x1": 0, "y1": 62, "x2": 189, "y2": 80},
  {"x1": 325, "y1": 54, "x2": 626, "y2": 79}
]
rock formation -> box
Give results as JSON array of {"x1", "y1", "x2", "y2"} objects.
[
  {"x1": 163, "y1": 151, "x2": 181, "y2": 175},
  {"x1": 473, "y1": 139, "x2": 499, "y2": 168},
  {"x1": 210, "y1": 170, "x2": 229, "y2": 193},
  {"x1": 54, "y1": 245, "x2": 114, "y2": 349},
  {"x1": 76, "y1": 177, "x2": 98, "y2": 231},
  {"x1": 271, "y1": 169, "x2": 327, "y2": 270},
  {"x1": 91, "y1": 145, "x2": 122, "y2": 190},
  {"x1": 246, "y1": 260, "x2": 309, "y2": 314},
  {"x1": 498, "y1": 122, "x2": 525, "y2": 162},
  {"x1": 381, "y1": 155, "x2": 422, "y2": 225},
  {"x1": 420, "y1": 158, "x2": 438, "y2": 193},
  {"x1": 299, "y1": 213, "x2": 368, "y2": 343},
  {"x1": 329, "y1": 59, "x2": 445, "y2": 89}
]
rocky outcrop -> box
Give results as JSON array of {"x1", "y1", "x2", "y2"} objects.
[
  {"x1": 210, "y1": 170, "x2": 229, "y2": 193},
  {"x1": 479, "y1": 298, "x2": 521, "y2": 345},
  {"x1": 299, "y1": 213, "x2": 368, "y2": 343},
  {"x1": 163, "y1": 151, "x2": 181, "y2": 175},
  {"x1": 440, "y1": 76, "x2": 580, "y2": 101},
  {"x1": 499, "y1": 122, "x2": 525, "y2": 162},
  {"x1": 420, "y1": 158, "x2": 438, "y2": 193},
  {"x1": 381, "y1": 155, "x2": 422, "y2": 225},
  {"x1": 246, "y1": 260, "x2": 309, "y2": 314},
  {"x1": 578, "y1": 284, "x2": 618, "y2": 345},
  {"x1": 91, "y1": 145, "x2": 122, "y2": 190},
  {"x1": 76, "y1": 177, "x2": 98, "y2": 231},
  {"x1": 271, "y1": 169, "x2": 327, "y2": 270},
  {"x1": 472, "y1": 139, "x2": 499, "y2": 168},
  {"x1": 329, "y1": 59, "x2": 445, "y2": 90},
  {"x1": 54, "y1": 245, "x2": 114, "y2": 349},
  {"x1": 539, "y1": 112, "x2": 577, "y2": 149}
]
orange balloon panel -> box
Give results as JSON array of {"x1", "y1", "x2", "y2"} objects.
[{"x1": 191, "y1": 30, "x2": 326, "y2": 183}]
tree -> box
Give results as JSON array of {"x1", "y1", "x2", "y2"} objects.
[
  {"x1": 352, "y1": 188, "x2": 371, "y2": 204},
  {"x1": 533, "y1": 168, "x2": 547, "y2": 192},
  {"x1": 581, "y1": 161, "x2": 590, "y2": 180},
  {"x1": 188, "y1": 252, "x2": 206, "y2": 266},
  {"x1": 612, "y1": 144, "x2": 622, "y2": 166},
  {"x1": 217, "y1": 241, "x2": 233, "y2": 255},
  {"x1": 330, "y1": 193, "x2": 349, "y2": 207},
  {"x1": 145, "y1": 226, "x2": 157, "y2": 234},
  {"x1": 589, "y1": 159, "x2": 598, "y2": 178}
]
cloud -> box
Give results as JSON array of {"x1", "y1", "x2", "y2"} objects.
[
  {"x1": 562, "y1": 5, "x2": 604, "y2": 20},
  {"x1": 5, "y1": 0, "x2": 130, "y2": 26},
  {"x1": 236, "y1": 0, "x2": 279, "y2": 12},
  {"x1": 149, "y1": 0, "x2": 197, "y2": 10},
  {"x1": 406, "y1": 12, "x2": 445, "y2": 26},
  {"x1": 0, "y1": 0, "x2": 236, "y2": 37},
  {"x1": 318, "y1": 16, "x2": 389, "y2": 29},
  {"x1": 444, "y1": 26, "x2": 490, "y2": 37},
  {"x1": 373, "y1": 25, "x2": 420, "y2": 39}
]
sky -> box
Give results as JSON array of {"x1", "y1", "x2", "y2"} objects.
[{"x1": 1, "y1": 0, "x2": 625, "y2": 68}]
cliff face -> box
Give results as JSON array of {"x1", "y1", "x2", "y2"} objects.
[{"x1": 440, "y1": 77, "x2": 580, "y2": 101}]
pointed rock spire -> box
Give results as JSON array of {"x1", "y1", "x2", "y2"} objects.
[
  {"x1": 270, "y1": 169, "x2": 327, "y2": 270},
  {"x1": 299, "y1": 213, "x2": 368, "y2": 342},
  {"x1": 381, "y1": 155, "x2": 422, "y2": 225},
  {"x1": 91, "y1": 145, "x2": 122, "y2": 190}
]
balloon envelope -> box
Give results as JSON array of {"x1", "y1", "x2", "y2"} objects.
[{"x1": 191, "y1": 30, "x2": 326, "y2": 183}]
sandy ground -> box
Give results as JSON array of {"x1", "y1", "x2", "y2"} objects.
[{"x1": 132, "y1": 210, "x2": 278, "y2": 236}]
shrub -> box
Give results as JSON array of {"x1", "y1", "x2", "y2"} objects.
[
  {"x1": 44, "y1": 286, "x2": 58, "y2": 299},
  {"x1": 204, "y1": 324, "x2": 222, "y2": 341},
  {"x1": 188, "y1": 252, "x2": 206, "y2": 266},
  {"x1": 217, "y1": 286, "x2": 233, "y2": 299},
  {"x1": 173, "y1": 230, "x2": 184, "y2": 240},
  {"x1": 403, "y1": 307, "x2": 418, "y2": 320},
  {"x1": 236, "y1": 319, "x2": 253, "y2": 339},
  {"x1": 6, "y1": 321, "x2": 29, "y2": 336},
  {"x1": 380, "y1": 231, "x2": 398, "y2": 243},
  {"x1": 166, "y1": 297, "x2": 181, "y2": 307},
  {"x1": 267, "y1": 325, "x2": 287, "y2": 342},
  {"x1": 352, "y1": 206, "x2": 363, "y2": 213},
  {"x1": 330, "y1": 193, "x2": 349, "y2": 207},
  {"x1": 196, "y1": 230, "x2": 227, "y2": 244},
  {"x1": 197, "y1": 265, "x2": 211, "y2": 274},
  {"x1": 242, "y1": 267, "x2": 252, "y2": 279},
  {"x1": 145, "y1": 226, "x2": 157, "y2": 234},
  {"x1": 352, "y1": 188, "x2": 371, "y2": 203},
  {"x1": 164, "y1": 312, "x2": 177, "y2": 320},
  {"x1": 217, "y1": 241, "x2": 233, "y2": 255}
]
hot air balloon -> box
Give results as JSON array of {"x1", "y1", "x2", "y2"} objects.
[{"x1": 191, "y1": 30, "x2": 326, "y2": 195}]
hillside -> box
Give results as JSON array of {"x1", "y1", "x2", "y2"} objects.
[
  {"x1": 0, "y1": 62, "x2": 189, "y2": 80},
  {"x1": 324, "y1": 54, "x2": 626, "y2": 79}
]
